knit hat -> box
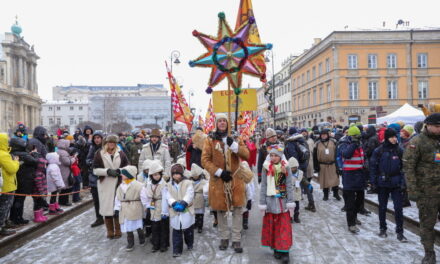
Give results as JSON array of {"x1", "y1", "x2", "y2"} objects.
[
  {"x1": 385, "y1": 128, "x2": 398, "y2": 141},
  {"x1": 267, "y1": 144, "x2": 284, "y2": 157},
  {"x1": 190, "y1": 163, "x2": 204, "y2": 179},
  {"x1": 396, "y1": 121, "x2": 405, "y2": 129},
  {"x1": 388, "y1": 123, "x2": 401, "y2": 133},
  {"x1": 401, "y1": 125, "x2": 414, "y2": 137},
  {"x1": 288, "y1": 127, "x2": 297, "y2": 136},
  {"x1": 265, "y1": 128, "x2": 276, "y2": 139},
  {"x1": 142, "y1": 159, "x2": 153, "y2": 171},
  {"x1": 65, "y1": 135, "x2": 74, "y2": 141},
  {"x1": 424, "y1": 113, "x2": 440, "y2": 125},
  {"x1": 176, "y1": 157, "x2": 186, "y2": 169},
  {"x1": 150, "y1": 129, "x2": 161, "y2": 138},
  {"x1": 105, "y1": 134, "x2": 119, "y2": 144},
  {"x1": 149, "y1": 160, "x2": 164, "y2": 175},
  {"x1": 215, "y1": 113, "x2": 228, "y2": 122},
  {"x1": 347, "y1": 125, "x2": 361, "y2": 136},
  {"x1": 171, "y1": 163, "x2": 185, "y2": 176},
  {"x1": 121, "y1": 165, "x2": 137, "y2": 179},
  {"x1": 414, "y1": 121, "x2": 424, "y2": 134},
  {"x1": 288, "y1": 157, "x2": 299, "y2": 168}
]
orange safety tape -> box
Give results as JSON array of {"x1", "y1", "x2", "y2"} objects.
[{"x1": 0, "y1": 188, "x2": 91, "y2": 197}]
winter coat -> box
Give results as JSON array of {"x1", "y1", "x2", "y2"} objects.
[
  {"x1": 165, "y1": 179, "x2": 195, "y2": 230},
  {"x1": 114, "y1": 180, "x2": 144, "y2": 224},
  {"x1": 369, "y1": 142, "x2": 405, "y2": 189},
  {"x1": 127, "y1": 141, "x2": 143, "y2": 168},
  {"x1": 313, "y1": 139, "x2": 339, "y2": 189},
  {"x1": 259, "y1": 160, "x2": 294, "y2": 214},
  {"x1": 305, "y1": 137, "x2": 315, "y2": 179},
  {"x1": 169, "y1": 141, "x2": 181, "y2": 161},
  {"x1": 284, "y1": 134, "x2": 309, "y2": 172},
  {"x1": 339, "y1": 137, "x2": 366, "y2": 191},
  {"x1": 46, "y1": 153, "x2": 66, "y2": 193},
  {"x1": 32, "y1": 152, "x2": 48, "y2": 195},
  {"x1": 93, "y1": 146, "x2": 128, "y2": 216},
  {"x1": 291, "y1": 170, "x2": 308, "y2": 201},
  {"x1": 362, "y1": 126, "x2": 380, "y2": 169},
  {"x1": 201, "y1": 135, "x2": 250, "y2": 211},
  {"x1": 86, "y1": 131, "x2": 103, "y2": 188},
  {"x1": 138, "y1": 142, "x2": 171, "y2": 180},
  {"x1": 0, "y1": 134, "x2": 20, "y2": 193},
  {"x1": 193, "y1": 179, "x2": 207, "y2": 210},
  {"x1": 28, "y1": 126, "x2": 49, "y2": 158},
  {"x1": 57, "y1": 139, "x2": 76, "y2": 188},
  {"x1": 141, "y1": 179, "x2": 168, "y2": 221},
  {"x1": 10, "y1": 139, "x2": 39, "y2": 194}
]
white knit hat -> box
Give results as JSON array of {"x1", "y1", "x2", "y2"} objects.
[
  {"x1": 142, "y1": 159, "x2": 153, "y2": 171},
  {"x1": 149, "y1": 160, "x2": 164, "y2": 175},
  {"x1": 177, "y1": 157, "x2": 186, "y2": 169},
  {"x1": 190, "y1": 163, "x2": 204, "y2": 178},
  {"x1": 265, "y1": 128, "x2": 276, "y2": 138},
  {"x1": 215, "y1": 113, "x2": 228, "y2": 122},
  {"x1": 288, "y1": 157, "x2": 299, "y2": 168},
  {"x1": 121, "y1": 165, "x2": 138, "y2": 179}
]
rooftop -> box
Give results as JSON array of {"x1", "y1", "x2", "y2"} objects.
[{"x1": 58, "y1": 84, "x2": 164, "y2": 91}]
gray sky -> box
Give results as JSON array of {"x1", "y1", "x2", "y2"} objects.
[{"x1": 1, "y1": 0, "x2": 439, "y2": 118}]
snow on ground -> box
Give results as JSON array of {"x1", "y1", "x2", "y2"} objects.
[{"x1": 1, "y1": 182, "x2": 439, "y2": 264}]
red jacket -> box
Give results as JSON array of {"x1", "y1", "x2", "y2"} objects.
[
  {"x1": 245, "y1": 141, "x2": 257, "y2": 167},
  {"x1": 71, "y1": 159, "x2": 81, "y2": 177}
]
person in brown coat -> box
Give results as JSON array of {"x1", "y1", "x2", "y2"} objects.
[
  {"x1": 201, "y1": 113, "x2": 249, "y2": 253},
  {"x1": 313, "y1": 129, "x2": 341, "y2": 201}
]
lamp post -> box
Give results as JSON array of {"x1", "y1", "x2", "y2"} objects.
[
  {"x1": 265, "y1": 50, "x2": 276, "y2": 128},
  {"x1": 169, "y1": 50, "x2": 181, "y2": 133}
]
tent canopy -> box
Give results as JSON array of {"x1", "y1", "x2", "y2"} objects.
[{"x1": 377, "y1": 103, "x2": 425, "y2": 125}]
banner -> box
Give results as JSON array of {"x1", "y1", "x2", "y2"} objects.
[
  {"x1": 204, "y1": 99, "x2": 216, "y2": 133},
  {"x1": 212, "y1": 89, "x2": 257, "y2": 113}
]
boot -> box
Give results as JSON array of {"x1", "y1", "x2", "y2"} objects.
[
  {"x1": 126, "y1": 232, "x2": 135, "y2": 252},
  {"x1": 14, "y1": 217, "x2": 29, "y2": 226},
  {"x1": 305, "y1": 202, "x2": 316, "y2": 212},
  {"x1": 341, "y1": 205, "x2": 346, "y2": 212},
  {"x1": 378, "y1": 229, "x2": 387, "y2": 238},
  {"x1": 397, "y1": 233, "x2": 408, "y2": 243},
  {"x1": 294, "y1": 212, "x2": 300, "y2": 223},
  {"x1": 0, "y1": 227, "x2": 16, "y2": 236},
  {"x1": 273, "y1": 250, "x2": 282, "y2": 259},
  {"x1": 197, "y1": 214, "x2": 204, "y2": 233},
  {"x1": 91, "y1": 218, "x2": 104, "y2": 228},
  {"x1": 422, "y1": 251, "x2": 436, "y2": 264},
  {"x1": 281, "y1": 252, "x2": 290, "y2": 264},
  {"x1": 323, "y1": 188, "x2": 329, "y2": 201},
  {"x1": 48, "y1": 204, "x2": 58, "y2": 215},
  {"x1": 348, "y1": 225, "x2": 360, "y2": 233},
  {"x1": 355, "y1": 219, "x2": 362, "y2": 225},
  {"x1": 104, "y1": 218, "x2": 115, "y2": 239},
  {"x1": 242, "y1": 212, "x2": 249, "y2": 230},
  {"x1": 114, "y1": 217, "x2": 122, "y2": 239},
  {"x1": 232, "y1": 241, "x2": 243, "y2": 253},
  {"x1": 219, "y1": 239, "x2": 229, "y2": 250},
  {"x1": 54, "y1": 202, "x2": 64, "y2": 213},
  {"x1": 359, "y1": 206, "x2": 371, "y2": 216},
  {"x1": 33, "y1": 209, "x2": 48, "y2": 223},
  {"x1": 332, "y1": 186, "x2": 341, "y2": 201},
  {"x1": 137, "y1": 228, "x2": 146, "y2": 246}
]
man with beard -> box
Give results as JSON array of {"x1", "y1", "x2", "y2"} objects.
[{"x1": 138, "y1": 129, "x2": 172, "y2": 181}]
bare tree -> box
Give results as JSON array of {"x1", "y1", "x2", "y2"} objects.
[{"x1": 77, "y1": 121, "x2": 102, "y2": 131}]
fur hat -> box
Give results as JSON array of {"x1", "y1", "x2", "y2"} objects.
[
  {"x1": 149, "y1": 160, "x2": 164, "y2": 175},
  {"x1": 288, "y1": 157, "x2": 299, "y2": 168},
  {"x1": 267, "y1": 144, "x2": 284, "y2": 158},
  {"x1": 142, "y1": 159, "x2": 153, "y2": 171},
  {"x1": 121, "y1": 165, "x2": 137, "y2": 179},
  {"x1": 150, "y1": 129, "x2": 161, "y2": 138},
  {"x1": 105, "y1": 134, "x2": 119, "y2": 144},
  {"x1": 265, "y1": 128, "x2": 277, "y2": 138},
  {"x1": 385, "y1": 128, "x2": 398, "y2": 141},
  {"x1": 190, "y1": 163, "x2": 204, "y2": 178},
  {"x1": 171, "y1": 163, "x2": 185, "y2": 176},
  {"x1": 424, "y1": 113, "x2": 440, "y2": 125}
]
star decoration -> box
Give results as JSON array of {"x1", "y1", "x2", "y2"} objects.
[{"x1": 189, "y1": 12, "x2": 272, "y2": 94}]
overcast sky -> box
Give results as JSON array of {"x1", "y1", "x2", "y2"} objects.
[{"x1": 1, "y1": 0, "x2": 439, "y2": 118}]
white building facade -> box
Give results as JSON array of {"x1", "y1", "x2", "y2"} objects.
[{"x1": 41, "y1": 101, "x2": 89, "y2": 134}]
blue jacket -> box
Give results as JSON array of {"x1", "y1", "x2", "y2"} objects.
[
  {"x1": 339, "y1": 136, "x2": 366, "y2": 191},
  {"x1": 369, "y1": 143, "x2": 405, "y2": 189},
  {"x1": 284, "y1": 134, "x2": 309, "y2": 172}
]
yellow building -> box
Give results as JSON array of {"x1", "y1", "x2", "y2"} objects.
[{"x1": 290, "y1": 30, "x2": 440, "y2": 127}]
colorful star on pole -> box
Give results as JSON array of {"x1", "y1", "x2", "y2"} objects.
[{"x1": 189, "y1": 12, "x2": 272, "y2": 94}]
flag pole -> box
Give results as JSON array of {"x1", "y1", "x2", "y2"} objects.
[{"x1": 227, "y1": 82, "x2": 232, "y2": 136}]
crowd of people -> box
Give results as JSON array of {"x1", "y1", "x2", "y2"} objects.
[{"x1": 0, "y1": 112, "x2": 439, "y2": 264}]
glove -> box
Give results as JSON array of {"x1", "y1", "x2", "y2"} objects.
[
  {"x1": 246, "y1": 200, "x2": 252, "y2": 211},
  {"x1": 226, "y1": 137, "x2": 234, "y2": 147},
  {"x1": 286, "y1": 203, "x2": 296, "y2": 209},
  {"x1": 258, "y1": 204, "x2": 267, "y2": 214},
  {"x1": 220, "y1": 170, "x2": 232, "y2": 182},
  {"x1": 161, "y1": 214, "x2": 169, "y2": 220},
  {"x1": 307, "y1": 184, "x2": 313, "y2": 192},
  {"x1": 114, "y1": 210, "x2": 119, "y2": 218},
  {"x1": 179, "y1": 200, "x2": 188, "y2": 210},
  {"x1": 107, "y1": 169, "x2": 119, "y2": 177}
]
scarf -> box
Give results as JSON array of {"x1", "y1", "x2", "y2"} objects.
[
  {"x1": 123, "y1": 178, "x2": 134, "y2": 185},
  {"x1": 266, "y1": 161, "x2": 287, "y2": 197}
]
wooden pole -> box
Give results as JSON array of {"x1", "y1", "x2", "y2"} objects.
[{"x1": 227, "y1": 82, "x2": 232, "y2": 136}]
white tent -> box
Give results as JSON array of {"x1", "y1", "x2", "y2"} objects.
[{"x1": 377, "y1": 103, "x2": 425, "y2": 125}]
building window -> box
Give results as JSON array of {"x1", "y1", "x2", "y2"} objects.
[
  {"x1": 387, "y1": 53, "x2": 397, "y2": 68},
  {"x1": 48, "y1": 106, "x2": 53, "y2": 111},
  {"x1": 292, "y1": 79, "x2": 296, "y2": 90},
  {"x1": 312, "y1": 67, "x2": 316, "y2": 79},
  {"x1": 387, "y1": 80, "x2": 398, "y2": 99},
  {"x1": 70, "y1": 106, "x2": 74, "y2": 111},
  {"x1": 368, "y1": 54, "x2": 377, "y2": 69},
  {"x1": 301, "y1": 74, "x2": 305, "y2": 85},
  {"x1": 349, "y1": 81, "x2": 359, "y2": 100},
  {"x1": 293, "y1": 98, "x2": 296, "y2": 111},
  {"x1": 348, "y1": 54, "x2": 358, "y2": 69},
  {"x1": 327, "y1": 84, "x2": 331, "y2": 102},
  {"x1": 325, "y1": 58, "x2": 330, "y2": 73},
  {"x1": 307, "y1": 92, "x2": 311, "y2": 107},
  {"x1": 319, "y1": 87, "x2": 323, "y2": 104},
  {"x1": 288, "y1": 83, "x2": 291, "y2": 92},
  {"x1": 70, "y1": 118, "x2": 75, "y2": 125},
  {"x1": 49, "y1": 118, "x2": 54, "y2": 125},
  {"x1": 79, "y1": 106, "x2": 83, "y2": 110},
  {"x1": 418, "y1": 81, "x2": 428, "y2": 99},
  {"x1": 318, "y1": 63, "x2": 323, "y2": 76},
  {"x1": 56, "y1": 106, "x2": 61, "y2": 111},
  {"x1": 78, "y1": 117, "x2": 83, "y2": 123},
  {"x1": 313, "y1": 89, "x2": 317, "y2": 106},
  {"x1": 306, "y1": 71, "x2": 310, "y2": 82},
  {"x1": 56, "y1": 118, "x2": 61, "y2": 125},
  {"x1": 417, "y1": 53, "x2": 428, "y2": 68},
  {"x1": 368, "y1": 81, "x2": 378, "y2": 100}
]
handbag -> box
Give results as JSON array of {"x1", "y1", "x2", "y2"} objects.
[
  {"x1": 67, "y1": 172, "x2": 75, "y2": 186},
  {"x1": 233, "y1": 161, "x2": 254, "y2": 184}
]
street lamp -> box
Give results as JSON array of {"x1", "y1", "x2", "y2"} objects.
[
  {"x1": 169, "y1": 50, "x2": 181, "y2": 133},
  {"x1": 265, "y1": 50, "x2": 276, "y2": 128}
]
